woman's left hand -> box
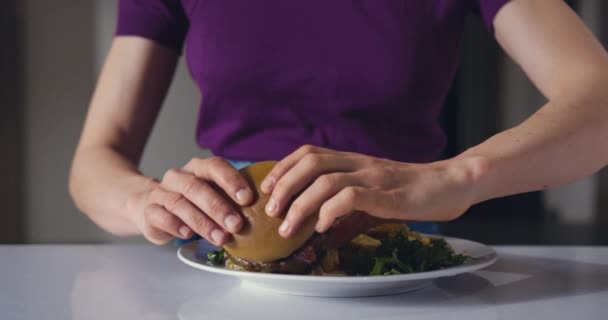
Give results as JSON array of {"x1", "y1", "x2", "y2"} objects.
[{"x1": 260, "y1": 145, "x2": 484, "y2": 238}]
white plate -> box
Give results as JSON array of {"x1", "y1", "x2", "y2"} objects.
[{"x1": 177, "y1": 235, "x2": 497, "y2": 297}]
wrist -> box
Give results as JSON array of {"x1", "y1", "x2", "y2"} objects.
[{"x1": 447, "y1": 153, "x2": 494, "y2": 206}]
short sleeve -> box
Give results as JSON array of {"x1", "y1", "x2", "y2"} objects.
[
  {"x1": 470, "y1": 0, "x2": 512, "y2": 32},
  {"x1": 115, "y1": 0, "x2": 189, "y2": 53}
]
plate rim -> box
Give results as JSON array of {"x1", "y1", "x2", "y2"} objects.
[{"x1": 177, "y1": 235, "x2": 497, "y2": 283}]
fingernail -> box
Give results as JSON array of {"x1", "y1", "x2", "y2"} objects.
[
  {"x1": 235, "y1": 188, "x2": 251, "y2": 204},
  {"x1": 265, "y1": 198, "x2": 277, "y2": 215},
  {"x1": 279, "y1": 220, "x2": 290, "y2": 237},
  {"x1": 261, "y1": 178, "x2": 275, "y2": 193},
  {"x1": 211, "y1": 229, "x2": 225, "y2": 245},
  {"x1": 224, "y1": 215, "x2": 241, "y2": 232},
  {"x1": 179, "y1": 225, "x2": 191, "y2": 238}
]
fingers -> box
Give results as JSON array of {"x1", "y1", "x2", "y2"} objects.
[
  {"x1": 142, "y1": 204, "x2": 192, "y2": 245},
  {"x1": 316, "y1": 187, "x2": 395, "y2": 233},
  {"x1": 184, "y1": 157, "x2": 253, "y2": 205},
  {"x1": 266, "y1": 153, "x2": 358, "y2": 217},
  {"x1": 279, "y1": 172, "x2": 357, "y2": 237},
  {"x1": 261, "y1": 145, "x2": 329, "y2": 193},
  {"x1": 266, "y1": 153, "x2": 337, "y2": 216},
  {"x1": 137, "y1": 156, "x2": 255, "y2": 246},
  {"x1": 149, "y1": 186, "x2": 229, "y2": 246},
  {"x1": 161, "y1": 168, "x2": 243, "y2": 234}
]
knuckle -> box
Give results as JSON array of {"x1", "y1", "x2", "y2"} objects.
[
  {"x1": 361, "y1": 156, "x2": 379, "y2": 167},
  {"x1": 317, "y1": 173, "x2": 339, "y2": 190},
  {"x1": 165, "y1": 193, "x2": 187, "y2": 212},
  {"x1": 185, "y1": 157, "x2": 202, "y2": 168},
  {"x1": 303, "y1": 153, "x2": 322, "y2": 168},
  {"x1": 342, "y1": 187, "x2": 359, "y2": 202},
  {"x1": 182, "y1": 175, "x2": 201, "y2": 196},
  {"x1": 299, "y1": 144, "x2": 315, "y2": 154},
  {"x1": 366, "y1": 168, "x2": 390, "y2": 185},
  {"x1": 157, "y1": 211, "x2": 173, "y2": 227},
  {"x1": 148, "y1": 186, "x2": 166, "y2": 203},
  {"x1": 162, "y1": 168, "x2": 181, "y2": 183},
  {"x1": 193, "y1": 216, "x2": 213, "y2": 235},
  {"x1": 206, "y1": 156, "x2": 226, "y2": 170},
  {"x1": 218, "y1": 171, "x2": 243, "y2": 192},
  {"x1": 207, "y1": 196, "x2": 229, "y2": 216}
]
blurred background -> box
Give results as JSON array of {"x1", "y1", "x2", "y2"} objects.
[{"x1": 1, "y1": 0, "x2": 607, "y2": 245}]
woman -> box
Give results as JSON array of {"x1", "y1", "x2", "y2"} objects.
[{"x1": 70, "y1": 0, "x2": 608, "y2": 246}]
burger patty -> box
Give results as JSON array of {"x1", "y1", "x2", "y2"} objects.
[
  {"x1": 222, "y1": 213, "x2": 383, "y2": 274},
  {"x1": 225, "y1": 234, "x2": 325, "y2": 274}
]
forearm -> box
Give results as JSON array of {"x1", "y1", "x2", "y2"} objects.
[
  {"x1": 459, "y1": 90, "x2": 608, "y2": 205},
  {"x1": 69, "y1": 145, "x2": 156, "y2": 236},
  {"x1": 69, "y1": 38, "x2": 179, "y2": 236}
]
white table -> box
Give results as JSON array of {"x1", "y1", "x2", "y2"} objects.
[{"x1": 1, "y1": 245, "x2": 607, "y2": 319}]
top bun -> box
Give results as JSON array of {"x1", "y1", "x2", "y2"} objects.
[{"x1": 222, "y1": 161, "x2": 317, "y2": 263}]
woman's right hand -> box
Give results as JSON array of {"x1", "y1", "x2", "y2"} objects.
[{"x1": 126, "y1": 157, "x2": 254, "y2": 246}]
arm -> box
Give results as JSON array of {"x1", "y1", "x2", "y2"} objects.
[
  {"x1": 462, "y1": 0, "x2": 608, "y2": 204},
  {"x1": 70, "y1": 37, "x2": 176, "y2": 236},
  {"x1": 258, "y1": 0, "x2": 608, "y2": 237},
  {"x1": 69, "y1": 37, "x2": 253, "y2": 244}
]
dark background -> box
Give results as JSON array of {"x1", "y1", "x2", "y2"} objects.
[{"x1": 1, "y1": 0, "x2": 607, "y2": 244}]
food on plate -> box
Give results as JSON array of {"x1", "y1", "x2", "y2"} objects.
[
  {"x1": 207, "y1": 161, "x2": 468, "y2": 276},
  {"x1": 209, "y1": 222, "x2": 468, "y2": 275},
  {"x1": 336, "y1": 224, "x2": 468, "y2": 276},
  {"x1": 218, "y1": 161, "x2": 320, "y2": 273}
]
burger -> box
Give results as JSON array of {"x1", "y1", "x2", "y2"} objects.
[
  {"x1": 218, "y1": 161, "x2": 329, "y2": 274},
  {"x1": 208, "y1": 161, "x2": 469, "y2": 276}
]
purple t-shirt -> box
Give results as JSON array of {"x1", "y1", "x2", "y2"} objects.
[{"x1": 116, "y1": 0, "x2": 510, "y2": 163}]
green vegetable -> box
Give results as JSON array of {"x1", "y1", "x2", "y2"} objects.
[
  {"x1": 369, "y1": 257, "x2": 385, "y2": 276},
  {"x1": 207, "y1": 248, "x2": 225, "y2": 265},
  {"x1": 383, "y1": 269, "x2": 401, "y2": 276},
  {"x1": 373, "y1": 232, "x2": 468, "y2": 276},
  {"x1": 370, "y1": 249, "x2": 414, "y2": 275},
  {"x1": 340, "y1": 231, "x2": 469, "y2": 276}
]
